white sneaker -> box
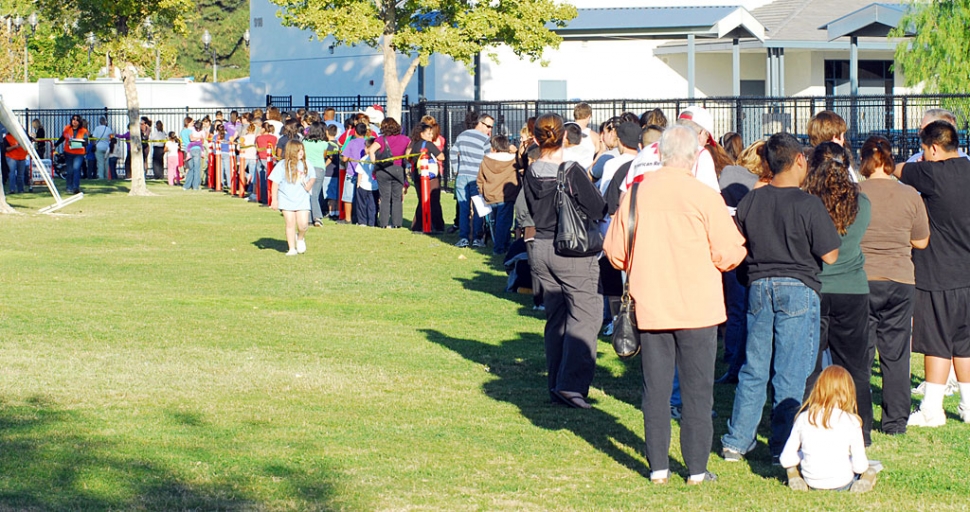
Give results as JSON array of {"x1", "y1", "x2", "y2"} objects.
[
  {"x1": 959, "y1": 405, "x2": 970, "y2": 424},
  {"x1": 297, "y1": 239, "x2": 307, "y2": 254},
  {"x1": 945, "y1": 381, "x2": 960, "y2": 396},
  {"x1": 286, "y1": 249, "x2": 298, "y2": 256},
  {"x1": 912, "y1": 381, "x2": 957, "y2": 396},
  {"x1": 908, "y1": 407, "x2": 946, "y2": 428}
]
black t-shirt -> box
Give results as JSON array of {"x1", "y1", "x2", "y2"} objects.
[
  {"x1": 901, "y1": 157, "x2": 970, "y2": 291},
  {"x1": 735, "y1": 185, "x2": 841, "y2": 293}
]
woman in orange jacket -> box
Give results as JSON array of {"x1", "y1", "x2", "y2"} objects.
[{"x1": 55, "y1": 114, "x2": 89, "y2": 194}]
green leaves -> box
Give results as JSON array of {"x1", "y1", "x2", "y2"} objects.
[
  {"x1": 35, "y1": 0, "x2": 194, "y2": 71},
  {"x1": 270, "y1": 0, "x2": 576, "y2": 67},
  {"x1": 893, "y1": 0, "x2": 970, "y2": 94}
]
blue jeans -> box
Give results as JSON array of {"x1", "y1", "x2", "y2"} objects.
[
  {"x1": 490, "y1": 201, "x2": 515, "y2": 254},
  {"x1": 6, "y1": 157, "x2": 27, "y2": 193},
  {"x1": 65, "y1": 153, "x2": 83, "y2": 192},
  {"x1": 671, "y1": 369, "x2": 682, "y2": 408},
  {"x1": 455, "y1": 175, "x2": 483, "y2": 240},
  {"x1": 722, "y1": 277, "x2": 820, "y2": 457},
  {"x1": 245, "y1": 160, "x2": 257, "y2": 194},
  {"x1": 184, "y1": 147, "x2": 202, "y2": 190},
  {"x1": 723, "y1": 269, "x2": 748, "y2": 377},
  {"x1": 221, "y1": 152, "x2": 233, "y2": 187}
]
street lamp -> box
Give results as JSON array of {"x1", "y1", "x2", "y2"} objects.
[
  {"x1": 202, "y1": 29, "x2": 216, "y2": 83},
  {"x1": 10, "y1": 13, "x2": 38, "y2": 83},
  {"x1": 86, "y1": 32, "x2": 97, "y2": 64},
  {"x1": 143, "y1": 17, "x2": 160, "y2": 80}
]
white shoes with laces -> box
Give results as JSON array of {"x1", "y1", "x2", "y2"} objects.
[{"x1": 908, "y1": 407, "x2": 946, "y2": 428}]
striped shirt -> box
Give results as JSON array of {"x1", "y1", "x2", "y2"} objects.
[{"x1": 450, "y1": 129, "x2": 490, "y2": 178}]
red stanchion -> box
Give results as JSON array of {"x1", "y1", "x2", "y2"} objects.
[
  {"x1": 265, "y1": 158, "x2": 275, "y2": 208},
  {"x1": 419, "y1": 150, "x2": 432, "y2": 233},
  {"x1": 207, "y1": 152, "x2": 216, "y2": 190},
  {"x1": 235, "y1": 155, "x2": 246, "y2": 198},
  {"x1": 215, "y1": 152, "x2": 223, "y2": 192},
  {"x1": 338, "y1": 168, "x2": 347, "y2": 220}
]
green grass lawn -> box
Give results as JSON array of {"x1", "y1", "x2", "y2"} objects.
[{"x1": 0, "y1": 181, "x2": 968, "y2": 511}]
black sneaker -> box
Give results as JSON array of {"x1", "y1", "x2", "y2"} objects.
[
  {"x1": 721, "y1": 447, "x2": 743, "y2": 462},
  {"x1": 686, "y1": 472, "x2": 717, "y2": 486}
]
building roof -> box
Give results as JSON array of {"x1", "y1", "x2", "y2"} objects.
[
  {"x1": 654, "y1": 0, "x2": 907, "y2": 53},
  {"x1": 820, "y1": 2, "x2": 911, "y2": 40},
  {"x1": 750, "y1": 0, "x2": 903, "y2": 41},
  {"x1": 552, "y1": 6, "x2": 765, "y2": 41}
]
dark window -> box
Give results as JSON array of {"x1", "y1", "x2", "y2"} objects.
[{"x1": 824, "y1": 60, "x2": 893, "y2": 95}]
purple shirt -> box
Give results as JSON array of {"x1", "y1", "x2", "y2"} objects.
[
  {"x1": 378, "y1": 135, "x2": 412, "y2": 167},
  {"x1": 342, "y1": 137, "x2": 368, "y2": 177}
]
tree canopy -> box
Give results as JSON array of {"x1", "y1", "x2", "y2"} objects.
[
  {"x1": 270, "y1": 0, "x2": 577, "y2": 120},
  {"x1": 34, "y1": 0, "x2": 195, "y2": 196},
  {"x1": 893, "y1": 0, "x2": 970, "y2": 94}
]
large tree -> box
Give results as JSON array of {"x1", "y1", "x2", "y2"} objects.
[
  {"x1": 893, "y1": 0, "x2": 970, "y2": 93},
  {"x1": 175, "y1": 0, "x2": 251, "y2": 82},
  {"x1": 270, "y1": 0, "x2": 577, "y2": 121},
  {"x1": 36, "y1": 0, "x2": 192, "y2": 196}
]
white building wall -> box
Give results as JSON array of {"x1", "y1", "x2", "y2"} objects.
[
  {"x1": 0, "y1": 79, "x2": 268, "y2": 110},
  {"x1": 249, "y1": 0, "x2": 776, "y2": 102}
]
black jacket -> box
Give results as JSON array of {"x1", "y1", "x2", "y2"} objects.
[{"x1": 523, "y1": 160, "x2": 607, "y2": 240}]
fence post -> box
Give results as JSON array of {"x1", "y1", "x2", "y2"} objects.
[
  {"x1": 735, "y1": 98, "x2": 743, "y2": 139},
  {"x1": 901, "y1": 96, "x2": 908, "y2": 159},
  {"x1": 305, "y1": 95, "x2": 310, "y2": 110},
  {"x1": 23, "y1": 107, "x2": 29, "y2": 129}
]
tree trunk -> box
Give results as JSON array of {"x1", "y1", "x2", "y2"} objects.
[
  {"x1": 381, "y1": 33, "x2": 420, "y2": 124},
  {"x1": 123, "y1": 63, "x2": 152, "y2": 196},
  {"x1": 0, "y1": 184, "x2": 18, "y2": 214}
]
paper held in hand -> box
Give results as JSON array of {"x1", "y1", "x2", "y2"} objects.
[{"x1": 471, "y1": 195, "x2": 492, "y2": 216}]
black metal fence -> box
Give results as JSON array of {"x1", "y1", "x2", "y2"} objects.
[
  {"x1": 15, "y1": 107, "x2": 262, "y2": 145},
  {"x1": 305, "y1": 95, "x2": 409, "y2": 113},
  {"x1": 266, "y1": 95, "x2": 293, "y2": 109},
  {"x1": 410, "y1": 94, "x2": 970, "y2": 162}
]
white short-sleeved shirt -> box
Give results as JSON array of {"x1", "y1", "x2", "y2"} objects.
[
  {"x1": 269, "y1": 160, "x2": 312, "y2": 211},
  {"x1": 779, "y1": 408, "x2": 869, "y2": 490}
]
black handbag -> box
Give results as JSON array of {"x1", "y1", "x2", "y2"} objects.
[
  {"x1": 612, "y1": 182, "x2": 641, "y2": 359},
  {"x1": 554, "y1": 162, "x2": 603, "y2": 257},
  {"x1": 374, "y1": 136, "x2": 393, "y2": 169}
]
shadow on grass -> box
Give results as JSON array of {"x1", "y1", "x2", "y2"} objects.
[
  {"x1": 421, "y1": 329, "x2": 664, "y2": 479},
  {"x1": 0, "y1": 395, "x2": 340, "y2": 510},
  {"x1": 252, "y1": 237, "x2": 289, "y2": 253}
]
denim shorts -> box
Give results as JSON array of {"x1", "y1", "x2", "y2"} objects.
[
  {"x1": 324, "y1": 176, "x2": 339, "y2": 200},
  {"x1": 341, "y1": 174, "x2": 357, "y2": 203}
]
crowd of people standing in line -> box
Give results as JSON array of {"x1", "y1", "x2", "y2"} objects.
[
  {"x1": 513, "y1": 102, "x2": 969, "y2": 491},
  {"x1": 6, "y1": 99, "x2": 968, "y2": 491}
]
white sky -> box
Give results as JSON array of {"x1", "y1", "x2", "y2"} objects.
[{"x1": 567, "y1": 0, "x2": 774, "y2": 10}]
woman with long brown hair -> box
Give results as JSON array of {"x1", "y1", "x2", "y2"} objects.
[
  {"x1": 407, "y1": 123, "x2": 445, "y2": 233},
  {"x1": 803, "y1": 141, "x2": 874, "y2": 445},
  {"x1": 522, "y1": 113, "x2": 607, "y2": 409},
  {"x1": 858, "y1": 135, "x2": 929, "y2": 435}
]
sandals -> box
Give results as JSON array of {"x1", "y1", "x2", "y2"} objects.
[{"x1": 553, "y1": 390, "x2": 591, "y2": 409}]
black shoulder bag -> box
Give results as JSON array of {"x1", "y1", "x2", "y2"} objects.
[
  {"x1": 612, "y1": 182, "x2": 641, "y2": 359},
  {"x1": 554, "y1": 162, "x2": 603, "y2": 257}
]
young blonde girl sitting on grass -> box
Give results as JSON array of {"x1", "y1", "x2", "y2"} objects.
[
  {"x1": 269, "y1": 140, "x2": 315, "y2": 256},
  {"x1": 781, "y1": 365, "x2": 878, "y2": 492}
]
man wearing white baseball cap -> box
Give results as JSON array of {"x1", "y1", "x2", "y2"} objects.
[{"x1": 624, "y1": 105, "x2": 719, "y2": 192}]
